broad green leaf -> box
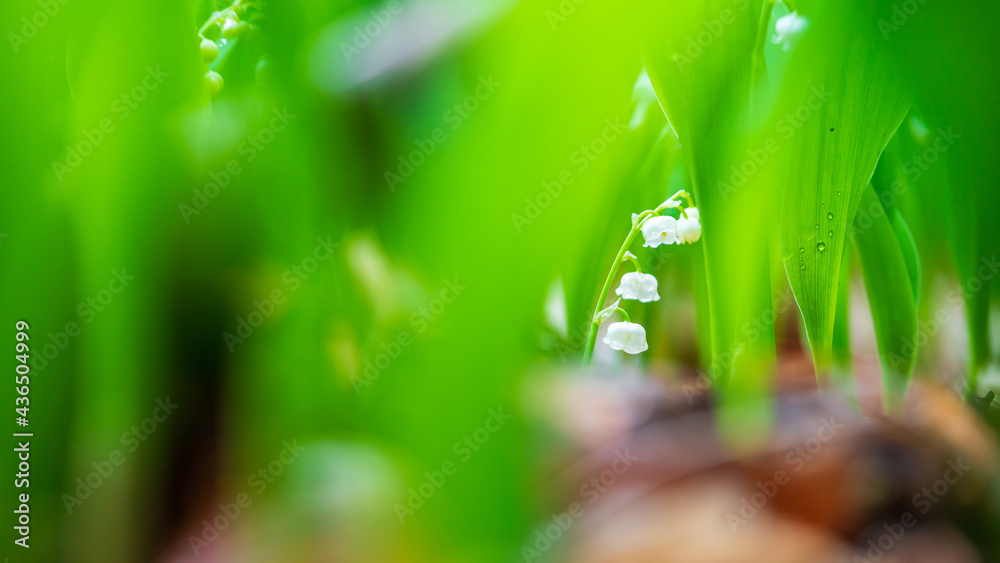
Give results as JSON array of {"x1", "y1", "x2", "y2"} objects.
[
  {"x1": 852, "y1": 183, "x2": 918, "y2": 411},
  {"x1": 870, "y1": 0, "x2": 1000, "y2": 394},
  {"x1": 870, "y1": 133, "x2": 922, "y2": 302},
  {"x1": 642, "y1": 0, "x2": 776, "y2": 446},
  {"x1": 774, "y1": 0, "x2": 910, "y2": 380}
]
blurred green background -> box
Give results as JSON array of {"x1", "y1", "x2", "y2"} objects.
[
  {"x1": 1, "y1": 0, "x2": 999, "y2": 561},
  {"x1": 0, "y1": 0, "x2": 670, "y2": 560}
]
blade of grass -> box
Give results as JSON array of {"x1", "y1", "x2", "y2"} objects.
[{"x1": 852, "y1": 183, "x2": 918, "y2": 411}]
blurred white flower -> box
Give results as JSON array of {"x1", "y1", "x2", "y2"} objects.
[
  {"x1": 659, "y1": 198, "x2": 682, "y2": 209},
  {"x1": 641, "y1": 216, "x2": 678, "y2": 248},
  {"x1": 603, "y1": 322, "x2": 649, "y2": 354},
  {"x1": 772, "y1": 12, "x2": 809, "y2": 50},
  {"x1": 677, "y1": 207, "x2": 702, "y2": 244},
  {"x1": 616, "y1": 272, "x2": 660, "y2": 303}
]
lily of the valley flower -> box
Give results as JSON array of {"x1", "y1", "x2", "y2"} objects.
[
  {"x1": 583, "y1": 189, "x2": 703, "y2": 364},
  {"x1": 603, "y1": 322, "x2": 649, "y2": 354},
  {"x1": 772, "y1": 12, "x2": 809, "y2": 50},
  {"x1": 677, "y1": 206, "x2": 702, "y2": 243},
  {"x1": 641, "y1": 215, "x2": 679, "y2": 248},
  {"x1": 616, "y1": 272, "x2": 660, "y2": 302}
]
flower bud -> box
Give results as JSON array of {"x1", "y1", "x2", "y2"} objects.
[
  {"x1": 205, "y1": 70, "x2": 224, "y2": 95},
  {"x1": 200, "y1": 37, "x2": 219, "y2": 63},
  {"x1": 222, "y1": 18, "x2": 248, "y2": 38}
]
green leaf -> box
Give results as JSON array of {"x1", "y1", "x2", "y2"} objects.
[
  {"x1": 852, "y1": 183, "x2": 918, "y2": 411},
  {"x1": 872, "y1": 0, "x2": 1000, "y2": 395},
  {"x1": 892, "y1": 212, "x2": 921, "y2": 303},
  {"x1": 831, "y1": 243, "x2": 853, "y2": 400},
  {"x1": 642, "y1": 0, "x2": 776, "y2": 448},
  {"x1": 773, "y1": 1, "x2": 911, "y2": 379}
]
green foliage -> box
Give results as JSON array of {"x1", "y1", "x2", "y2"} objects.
[
  {"x1": 2, "y1": 0, "x2": 999, "y2": 559},
  {"x1": 772, "y1": 0, "x2": 910, "y2": 380},
  {"x1": 643, "y1": 0, "x2": 777, "y2": 444},
  {"x1": 852, "y1": 184, "x2": 918, "y2": 410}
]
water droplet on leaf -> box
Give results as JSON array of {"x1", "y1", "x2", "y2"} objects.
[
  {"x1": 827, "y1": 212, "x2": 834, "y2": 220},
  {"x1": 817, "y1": 242, "x2": 826, "y2": 252}
]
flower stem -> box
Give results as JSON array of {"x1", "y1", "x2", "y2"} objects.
[
  {"x1": 582, "y1": 190, "x2": 688, "y2": 365},
  {"x1": 752, "y1": 0, "x2": 776, "y2": 76},
  {"x1": 583, "y1": 226, "x2": 641, "y2": 365},
  {"x1": 750, "y1": 0, "x2": 776, "y2": 123},
  {"x1": 623, "y1": 251, "x2": 642, "y2": 273}
]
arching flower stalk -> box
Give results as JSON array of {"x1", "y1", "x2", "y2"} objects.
[
  {"x1": 196, "y1": 0, "x2": 267, "y2": 96},
  {"x1": 582, "y1": 190, "x2": 701, "y2": 364}
]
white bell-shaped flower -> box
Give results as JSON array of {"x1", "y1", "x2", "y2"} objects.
[
  {"x1": 603, "y1": 322, "x2": 649, "y2": 354},
  {"x1": 772, "y1": 12, "x2": 809, "y2": 50},
  {"x1": 677, "y1": 207, "x2": 702, "y2": 244},
  {"x1": 616, "y1": 272, "x2": 660, "y2": 302},
  {"x1": 641, "y1": 215, "x2": 678, "y2": 248}
]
